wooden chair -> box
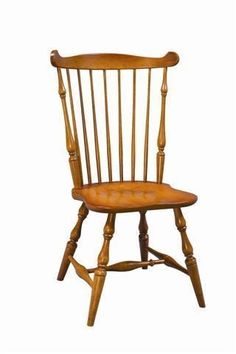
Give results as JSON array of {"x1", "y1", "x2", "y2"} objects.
[{"x1": 50, "y1": 50, "x2": 205, "y2": 326}]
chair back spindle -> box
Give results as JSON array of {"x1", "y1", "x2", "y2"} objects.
[
  {"x1": 143, "y1": 68, "x2": 151, "y2": 181},
  {"x1": 89, "y1": 70, "x2": 102, "y2": 183},
  {"x1": 117, "y1": 69, "x2": 123, "y2": 182},
  {"x1": 131, "y1": 69, "x2": 136, "y2": 181},
  {"x1": 157, "y1": 67, "x2": 168, "y2": 183},
  {"x1": 51, "y1": 51, "x2": 179, "y2": 187},
  {"x1": 77, "y1": 70, "x2": 92, "y2": 184},
  {"x1": 103, "y1": 70, "x2": 112, "y2": 182}
]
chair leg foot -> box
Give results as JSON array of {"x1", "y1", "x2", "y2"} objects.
[
  {"x1": 87, "y1": 213, "x2": 116, "y2": 326},
  {"x1": 139, "y1": 212, "x2": 149, "y2": 269},
  {"x1": 174, "y1": 207, "x2": 206, "y2": 308},
  {"x1": 87, "y1": 271, "x2": 106, "y2": 326},
  {"x1": 57, "y1": 203, "x2": 88, "y2": 281},
  {"x1": 186, "y1": 256, "x2": 205, "y2": 307}
]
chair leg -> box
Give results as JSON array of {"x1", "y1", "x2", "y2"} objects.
[
  {"x1": 174, "y1": 208, "x2": 205, "y2": 307},
  {"x1": 139, "y1": 211, "x2": 149, "y2": 269},
  {"x1": 57, "y1": 203, "x2": 89, "y2": 281},
  {"x1": 87, "y1": 213, "x2": 116, "y2": 326}
]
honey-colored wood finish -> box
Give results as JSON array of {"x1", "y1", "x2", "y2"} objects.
[
  {"x1": 87, "y1": 259, "x2": 164, "y2": 273},
  {"x1": 103, "y1": 70, "x2": 112, "y2": 182},
  {"x1": 57, "y1": 203, "x2": 88, "y2": 281},
  {"x1": 117, "y1": 70, "x2": 123, "y2": 181},
  {"x1": 87, "y1": 213, "x2": 116, "y2": 326},
  {"x1": 57, "y1": 68, "x2": 83, "y2": 188},
  {"x1": 77, "y1": 69, "x2": 92, "y2": 184},
  {"x1": 147, "y1": 246, "x2": 188, "y2": 275},
  {"x1": 68, "y1": 255, "x2": 93, "y2": 287},
  {"x1": 143, "y1": 68, "x2": 151, "y2": 181},
  {"x1": 51, "y1": 51, "x2": 179, "y2": 70},
  {"x1": 139, "y1": 212, "x2": 149, "y2": 269},
  {"x1": 174, "y1": 208, "x2": 205, "y2": 307},
  {"x1": 72, "y1": 181, "x2": 197, "y2": 213},
  {"x1": 131, "y1": 69, "x2": 136, "y2": 181},
  {"x1": 51, "y1": 50, "x2": 205, "y2": 326},
  {"x1": 157, "y1": 67, "x2": 167, "y2": 183},
  {"x1": 89, "y1": 70, "x2": 101, "y2": 183}
]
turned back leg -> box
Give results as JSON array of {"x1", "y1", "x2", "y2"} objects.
[
  {"x1": 174, "y1": 207, "x2": 205, "y2": 307},
  {"x1": 57, "y1": 203, "x2": 88, "y2": 281},
  {"x1": 139, "y1": 211, "x2": 149, "y2": 269}
]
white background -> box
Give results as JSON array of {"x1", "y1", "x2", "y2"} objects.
[{"x1": 0, "y1": 0, "x2": 235, "y2": 353}]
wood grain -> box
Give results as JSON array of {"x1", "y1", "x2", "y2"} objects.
[
  {"x1": 56, "y1": 68, "x2": 82, "y2": 188},
  {"x1": 51, "y1": 51, "x2": 179, "y2": 70},
  {"x1": 104, "y1": 259, "x2": 164, "y2": 271},
  {"x1": 118, "y1": 70, "x2": 123, "y2": 181},
  {"x1": 72, "y1": 181, "x2": 197, "y2": 213},
  {"x1": 66, "y1": 69, "x2": 83, "y2": 185},
  {"x1": 147, "y1": 246, "x2": 188, "y2": 275},
  {"x1": 174, "y1": 208, "x2": 205, "y2": 307},
  {"x1": 69, "y1": 255, "x2": 93, "y2": 287},
  {"x1": 77, "y1": 69, "x2": 92, "y2": 183},
  {"x1": 87, "y1": 213, "x2": 116, "y2": 326},
  {"x1": 157, "y1": 67, "x2": 168, "y2": 183},
  {"x1": 89, "y1": 70, "x2": 101, "y2": 182},
  {"x1": 143, "y1": 68, "x2": 151, "y2": 181},
  {"x1": 57, "y1": 203, "x2": 88, "y2": 281},
  {"x1": 139, "y1": 212, "x2": 149, "y2": 268},
  {"x1": 51, "y1": 50, "x2": 205, "y2": 327},
  {"x1": 103, "y1": 70, "x2": 112, "y2": 181},
  {"x1": 131, "y1": 69, "x2": 136, "y2": 181}
]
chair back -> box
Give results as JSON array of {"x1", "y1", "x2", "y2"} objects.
[{"x1": 51, "y1": 50, "x2": 179, "y2": 188}]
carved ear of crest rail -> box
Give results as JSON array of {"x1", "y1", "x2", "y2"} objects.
[{"x1": 147, "y1": 246, "x2": 189, "y2": 275}]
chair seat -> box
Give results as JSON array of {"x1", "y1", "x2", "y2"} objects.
[{"x1": 72, "y1": 181, "x2": 197, "y2": 213}]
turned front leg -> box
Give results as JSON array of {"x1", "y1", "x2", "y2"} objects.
[
  {"x1": 87, "y1": 213, "x2": 116, "y2": 326},
  {"x1": 174, "y1": 208, "x2": 205, "y2": 307},
  {"x1": 139, "y1": 212, "x2": 149, "y2": 269},
  {"x1": 57, "y1": 203, "x2": 88, "y2": 281}
]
